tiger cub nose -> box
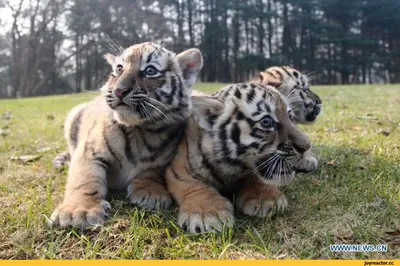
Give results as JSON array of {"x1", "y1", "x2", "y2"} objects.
[{"x1": 114, "y1": 87, "x2": 132, "y2": 99}]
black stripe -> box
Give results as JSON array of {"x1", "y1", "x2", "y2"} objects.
[
  {"x1": 313, "y1": 92, "x2": 322, "y2": 104},
  {"x1": 206, "y1": 109, "x2": 219, "y2": 127},
  {"x1": 246, "y1": 86, "x2": 256, "y2": 103},
  {"x1": 266, "y1": 70, "x2": 278, "y2": 79},
  {"x1": 120, "y1": 126, "x2": 136, "y2": 165},
  {"x1": 231, "y1": 123, "x2": 245, "y2": 155},
  {"x1": 222, "y1": 89, "x2": 231, "y2": 100},
  {"x1": 293, "y1": 71, "x2": 299, "y2": 78},
  {"x1": 146, "y1": 51, "x2": 155, "y2": 63},
  {"x1": 236, "y1": 110, "x2": 245, "y2": 120},
  {"x1": 265, "y1": 103, "x2": 271, "y2": 113},
  {"x1": 234, "y1": 87, "x2": 242, "y2": 99},
  {"x1": 177, "y1": 75, "x2": 184, "y2": 99},
  {"x1": 103, "y1": 127, "x2": 122, "y2": 168},
  {"x1": 170, "y1": 167, "x2": 184, "y2": 181},
  {"x1": 192, "y1": 133, "x2": 227, "y2": 186},
  {"x1": 275, "y1": 122, "x2": 282, "y2": 131},
  {"x1": 154, "y1": 91, "x2": 162, "y2": 101},
  {"x1": 275, "y1": 69, "x2": 283, "y2": 80},
  {"x1": 93, "y1": 157, "x2": 111, "y2": 169},
  {"x1": 281, "y1": 67, "x2": 293, "y2": 78},
  {"x1": 261, "y1": 89, "x2": 267, "y2": 101},
  {"x1": 250, "y1": 129, "x2": 265, "y2": 139},
  {"x1": 167, "y1": 75, "x2": 178, "y2": 104},
  {"x1": 184, "y1": 137, "x2": 212, "y2": 182},
  {"x1": 299, "y1": 91, "x2": 305, "y2": 100},
  {"x1": 246, "y1": 142, "x2": 260, "y2": 149},
  {"x1": 231, "y1": 123, "x2": 241, "y2": 146},
  {"x1": 218, "y1": 112, "x2": 233, "y2": 158},
  {"x1": 69, "y1": 107, "x2": 85, "y2": 148},
  {"x1": 140, "y1": 126, "x2": 185, "y2": 162},
  {"x1": 182, "y1": 187, "x2": 206, "y2": 199},
  {"x1": 90, "y1": 145, "x2": 112, "y2": 169},
  {"x1": 203, "y1": 156, "x2": 226, "y2": 186}
]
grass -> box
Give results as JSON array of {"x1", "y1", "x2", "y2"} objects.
[{"x1": 0, "y1": 83, "x2": 399, "y2": 259}]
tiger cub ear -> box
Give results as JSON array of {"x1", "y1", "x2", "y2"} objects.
[
  {"x1": 192, "y1": 96, "x2": 224, "y2": 131},
  {"x1": 104, "y1": 53, "x2": 116, "y2": 66},
  {"x1": 177, "y1": 48, "x2": 203, "y2": 87}
]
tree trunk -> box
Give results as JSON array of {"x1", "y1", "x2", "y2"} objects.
[
  {"x1": 75, "y1": 34, "x2": 82, "y2": 93},
  {"x1": 267, "y1": 0, "x2": 273, "y2": 57},
  {"x1": 187, "y1": 0, "x2": 194, "y2": 47}
]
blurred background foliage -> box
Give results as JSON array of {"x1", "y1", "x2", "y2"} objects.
[{"x1": 0, "y1": 0, "x2": 399, "y2": 98}]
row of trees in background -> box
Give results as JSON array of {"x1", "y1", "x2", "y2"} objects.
[{"x1": 1, "y1": 0, "x2": 399, "y2": 98}]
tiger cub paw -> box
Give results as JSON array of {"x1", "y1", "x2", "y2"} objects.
[
  {"x1": 127, "y1": 183, "x2": 173, "y2": 210},
  {"x1": 49, "y1": 199, "x2": 111, "y2": 229},
  {"x1": 294, "y1": 153, "x2": 318, "y2": 173},
  {"x1": 236, "y1": 184, "x2": 287, "y2": 218},
  {"x1": 178, "y1": 195, "x2": 234, "y2": 233},
  {"x1": 52, "y1": 152, "x2": 70, "y2": 169}
]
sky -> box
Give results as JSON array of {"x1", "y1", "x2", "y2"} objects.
[{"x1": 0, "y1": 0, "x2": 30, "y2": 30}]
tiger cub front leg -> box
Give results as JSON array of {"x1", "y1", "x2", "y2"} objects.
[
  {"x1": 127, "y1": 168, "x2": 173, "y2": 210},
  {"x1": 165, "y1": 168, "x2": 234, "y2": 233},
  {"x1": 236, "y1": 176, "x2": 288, "y2": 218},
  {"x1": 50, "y1": 155, "x2": 110, "y2": 229}
]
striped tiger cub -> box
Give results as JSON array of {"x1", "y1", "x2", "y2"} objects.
[
  {"x1": 50, "y1": 42, "x2": 203, "y2": 229},
  {"x1": 250, "y1": 66, "x2": 322, "y2": 173},
  {"x1": 254, "y1": 66, "x2": 322, "y2": 124},
  {"x1": 165, "y1": 83, "x2": 311, "y2": 233}
]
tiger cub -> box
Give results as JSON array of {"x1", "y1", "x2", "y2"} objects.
[
  {"x1": 249, "y1": 66, "x2": 322, "y2": 172},
  {"x1": 253, "y1": 66, "x2": 322, "y2": 124},
  {"x1": 165, "y1": 83, "x2": 311, "y2": 233},
  {"x1": 50, "y1": 42, "x2": 203, "y2": 229}
]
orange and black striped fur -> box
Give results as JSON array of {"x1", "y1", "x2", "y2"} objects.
[
  {"x1": 165, "y1": 83, "x2": 311, "y2": 233},
  {"x1": 253, "y1": 66, "x2": 322, "y2": 124},
  {"x1": 50, "y1": 42, "x2": 203, "y2": 229},
  {"x1": 249, "y1": 66, "x2": 322, "y2": 173}
]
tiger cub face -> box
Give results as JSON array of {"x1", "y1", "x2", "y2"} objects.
[
  {"x1": 103, "y1": 42, "x2": 203, "y2": 128},
  {"x1": 256, "y1": 66, "x2": 322, "y2": 124},
  {"x1": 199, "y1": 83, "x2": 311, "y2": 186}
]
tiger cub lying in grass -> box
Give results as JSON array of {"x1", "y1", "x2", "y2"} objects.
[
  {"x1": 251, "y1": 66, "x2": 322, "y2": 173},
  {"x1": 50, "y1": 42, "x2": 203, "y2": 229},
  {"x1": 254, "y1": 66, "x2": 322, "y2": 124},
  {"x1": 166, "y1": 83, "x2": 311, "y2": 233}
]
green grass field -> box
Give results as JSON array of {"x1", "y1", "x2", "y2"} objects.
[{"x1": 0, "y1": 83, "x2": 399, "y2": 259}]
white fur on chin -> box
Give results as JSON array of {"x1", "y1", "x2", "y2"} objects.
[{"x1": 113, "y1": 110, "x2": 142, "y2": 127}]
